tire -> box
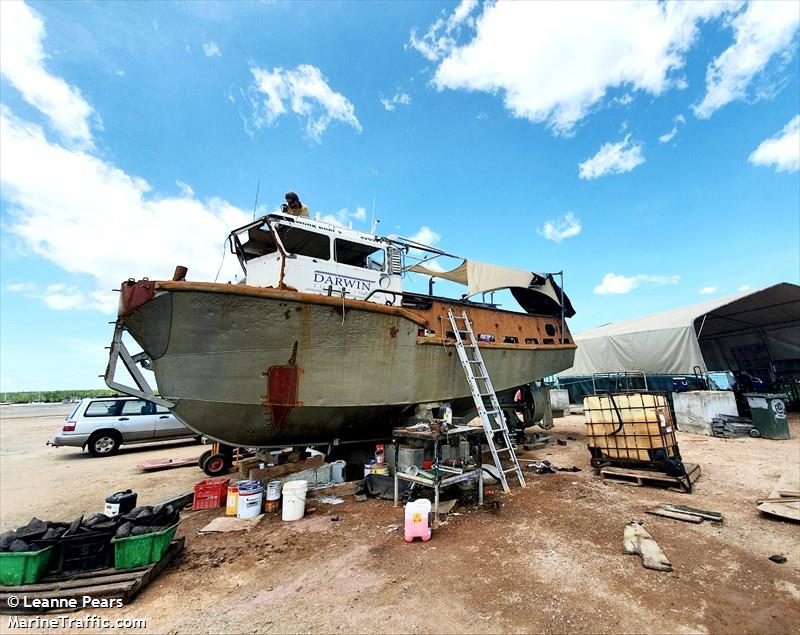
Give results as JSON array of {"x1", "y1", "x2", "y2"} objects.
[
  {"x1": 749, "y1": 428, "x2": 761, "y2": 438},
  {"x1": 202, "y1": 452, "x2": 230, "y2": 477},
  {"x1": 198, "y1": 449, "x2": 212, "y2": 468},
  {"x1": 87, "y1": 431, "x2": 121, "y2": 457}
]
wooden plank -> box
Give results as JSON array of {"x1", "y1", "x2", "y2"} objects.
[
  {"x1": 247, "y1": 455, "x2": 323, "y2": 480},
  {"x1": 601, "y1": 463, "x2": 699, "y2": 492},
  {"x1": 757, "y1": 471, "x2": 800, "y2": 522},
  {"x1": 1, "y1": 571, "x2": 144, "y2": 593},
  {"x1": 308, "y1": 481, "x2": 360, "y2": 498},
  {"x1": 646, "y1": 508, "x2": 703, "y2": 523},
  {"x1": 661, "y1": 504, "x2": 722, "y2": 521},
  {"x1": 137, "y1": 457, "x2": 199, "y2": 472},
  {"x1": 0, "y1": 539, "x2": 184, "y2": 615}
]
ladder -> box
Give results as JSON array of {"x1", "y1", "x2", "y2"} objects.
[{"x1": 447, "y1": 309, "x2": 526, "y2": 492}]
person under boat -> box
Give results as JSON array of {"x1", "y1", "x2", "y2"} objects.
[{"x1": 282, "y1": 191, "x2": 309, "y2": 217}]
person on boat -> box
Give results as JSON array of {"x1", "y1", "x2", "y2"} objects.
[{"x1": 282, "y1": 191, "x2": 309, "y2": 217}]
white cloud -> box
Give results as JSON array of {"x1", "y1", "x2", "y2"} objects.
[
  {"x1": 699, "y1": 286, "x2": 719, "y2": 294},
  {"x1": 0, "y1": 0, "x2": 95, "y2": 146},
  {"x1": 594, "y1": 273, "x2": 680, "y2": 295},
  {"x1": 579, "y1": 135, "x2": 645, "y2": 179},
  {"x1": 202, "y1": 41, "x2": 221, "y2": 57},
  {"x1": 1, "y1": 106, "x2": 250, "y2": 314},
  {"x1": 538, "y1": 212, "x2": 582, "y2": 243},
  {"x1": 6, "y1": 282, "x2": 36, "y2": 294},
  {"x1": 248, "y1": 64, "x2": 361, "y2": 142},
  {"x1": 408, "y1": 226, "x2": 441, "y2": 248},
  {"x1": 748, "y1": 115, "x2": 800, "y2": 173},
  {"x1": 380, "y1": 92, "x2": 412, "y2": 111},
  {"x1": 408, "y1": 0, "x2": 479, "y2": 62},
  {"x1": 176, "y1": 180, "x2": 195, "y2": 197},
  {"x1": 658, "y1": 114, "x2": 687, "y2": 143},
  {"x1": 319, "y1": 207, "x2": 367, "y2": 227},
  {"x1": 414, "y1": 1, "x2": 733, "y2": 135},
  {"x1": 738, "y1": 284, "x2": 752, "y2": 292},
  {"x1": 693, "y1": 1, "x2": 799, "y2": 119}
]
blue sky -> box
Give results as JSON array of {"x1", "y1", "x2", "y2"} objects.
[{"x1": 1, "y1": 0, "x2": 798, "y2": 391}]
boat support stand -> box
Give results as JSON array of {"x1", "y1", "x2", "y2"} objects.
[{"x1": 104, "y1": 321, "x2": 176, "y2": 409}]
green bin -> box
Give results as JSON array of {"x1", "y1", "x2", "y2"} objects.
[
  {"x1": 112, "y1": 521, "x2": 180, "y2": 570},
  {"x1": 0, "y1": 545, "x2": 54, "y2": 585},
  {"x1": 744, "y1": 393, "x2": 790, "y2": 440}
]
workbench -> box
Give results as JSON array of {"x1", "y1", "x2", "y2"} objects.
[{"x1": 392, "y1": 424, "x2": 484, "y2": 519}]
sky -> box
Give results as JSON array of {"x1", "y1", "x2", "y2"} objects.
[{"x1": 1, "y1": 0, "x2": 798, "y2": 391}]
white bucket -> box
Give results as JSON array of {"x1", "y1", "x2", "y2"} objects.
[
  {"x1": 266, "y1": 480, "x2": 282, "y2": 501},
  {"x1": 237, "y1": 480, "x2": 264, "y2": 519},
  {"x1": 282, "y1": 479, "x2": 308, "y2": 521},
  {"x1": 332, "y1": 460, "x2": 347, "y2": 484}
]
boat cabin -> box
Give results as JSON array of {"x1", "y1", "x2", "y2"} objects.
[{"x1": 230, "y1": 213, "x2": 405, "y2": 305}]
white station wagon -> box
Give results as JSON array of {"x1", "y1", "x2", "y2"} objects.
[{"x1": 50, "y1": 396, "x2": 196, "y2": 457}]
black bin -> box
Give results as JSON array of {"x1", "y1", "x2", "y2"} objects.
[{"x1": 54, "y1": 529, "x2": 114, "y2": 574}]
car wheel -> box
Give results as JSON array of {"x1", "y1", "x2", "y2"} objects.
[
  {"x1": 88, "y1": 431, "x2": 121, "y2": 457},
  {"x1": 749, "y1": 428, "x2": 761, "y2": 438},
  {"x1": 202, "y1": 452, "x2": 230, "y2": 477}
]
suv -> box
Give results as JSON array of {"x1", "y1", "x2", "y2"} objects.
[{"x1": 50, "y1": 396, "x2": 196, "y2": 457}]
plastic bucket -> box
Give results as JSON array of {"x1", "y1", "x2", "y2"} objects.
[
  {"x1": 332, "y1": 460, "x2": 347, "y2": 484},
  {"x1": 282, "y1": 480, "x2": 308, "y2": 521},
  {"x1": 265, "y1": 480, "x2": 282, "y2": 513},
  {"x1": 363, "y1": 459, "x2": 376, "y2": 477},
  {"x1": 237, "y1": 480, "x2": 264, "y2": 519}
]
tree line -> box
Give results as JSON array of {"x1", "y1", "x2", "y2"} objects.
[{"x1": 1, "y1": 390, "x2": 122, "y2": 404}]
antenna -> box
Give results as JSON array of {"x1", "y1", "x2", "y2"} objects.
[
  {"x1": 370, "y1": 199, "x2": 379, "y2": 234},
  {"x1": 251, "y1": 180, "x2": 261, "y2": 220}
]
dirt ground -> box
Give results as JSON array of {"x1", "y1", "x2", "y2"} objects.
[
  {"x1": 0, "y1": 403, "x2": 204, "y2": 530},
  {"x1": 2, "y1": 406, "x2": 799, "y2": 634}
]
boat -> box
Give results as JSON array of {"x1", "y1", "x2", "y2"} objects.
[{"x1": 105, "y1": 211, "x2": 577, "y2": 447}]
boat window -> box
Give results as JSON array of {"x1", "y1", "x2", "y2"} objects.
[
  {"x1": 525, "y1": 338, "x2": 538, "y2": 345},
  {"x1": 335, "y1": 238, "x2": 383, "y2": 269},
  {"x1": 279, "y1": 225, "x2": 330, "y2": 260},
  {"x1": 503, "y1": 336, "x2": 519, "y2": 344},
  {"x1": 545, "y1": 324, "x2": 557, "y2": 337}
]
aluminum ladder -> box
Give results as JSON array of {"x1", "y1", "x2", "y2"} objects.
[{"x1": 447, "y1": 308, "x2": 526, "y2": 492}]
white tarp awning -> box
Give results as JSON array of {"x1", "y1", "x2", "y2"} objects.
[
  {"x1": 408, "y1": 259, "x2": 571, "y2": 315},
  {"x1": 561, "y1": 283, "x2": 800, "y2": 375}
]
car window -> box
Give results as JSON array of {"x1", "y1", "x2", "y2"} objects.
[
  {"x1": 155, "y1": 404, "x2": 171, "y2": 414},
  {"x1": 84, "y1": 401, "x2": 119, "y2": 417},
  {"x1": 120, "y1": 400, "x2": 150, "y2": 416}
]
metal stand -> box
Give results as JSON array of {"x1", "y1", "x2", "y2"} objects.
[{"x1": 392, "y1": 425, "x2": 484, "y2": 520}]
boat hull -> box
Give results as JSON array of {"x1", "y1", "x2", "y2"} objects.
[{"x1": 122, "y1": 286, "x2": 575, "y2": 446}]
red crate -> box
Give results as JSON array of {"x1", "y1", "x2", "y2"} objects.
[{"x1": 192, "y1": 477, "x2": 230, "y2": 510}]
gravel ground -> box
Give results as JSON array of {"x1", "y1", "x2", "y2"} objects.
[{"x1": 2, "y1": 405, "x2": 799, "y2": 634}]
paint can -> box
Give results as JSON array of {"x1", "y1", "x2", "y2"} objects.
[
  {"x1": 237, "y1": 480, "x2": 263, "y2": 519},
  {"x1": 264, "y1": 480, "x2": 281, "y2": 513},
  {"x1": 370, "y1": 465, "x2": 390, "y2": 476},
  {"x1": 225, "y1": 483, "x2": 239, "y2": 516},
  {"x1": 363, "y1": 459, "x2": 376, "y2": 477}
]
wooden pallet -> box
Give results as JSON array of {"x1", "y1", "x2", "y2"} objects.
[
  {"x1": 0, "y1": 538, "x2": 184, "y2": 614},
  {"x1": 600, "y1": 463, "x2": 700, "y2": 493}
]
